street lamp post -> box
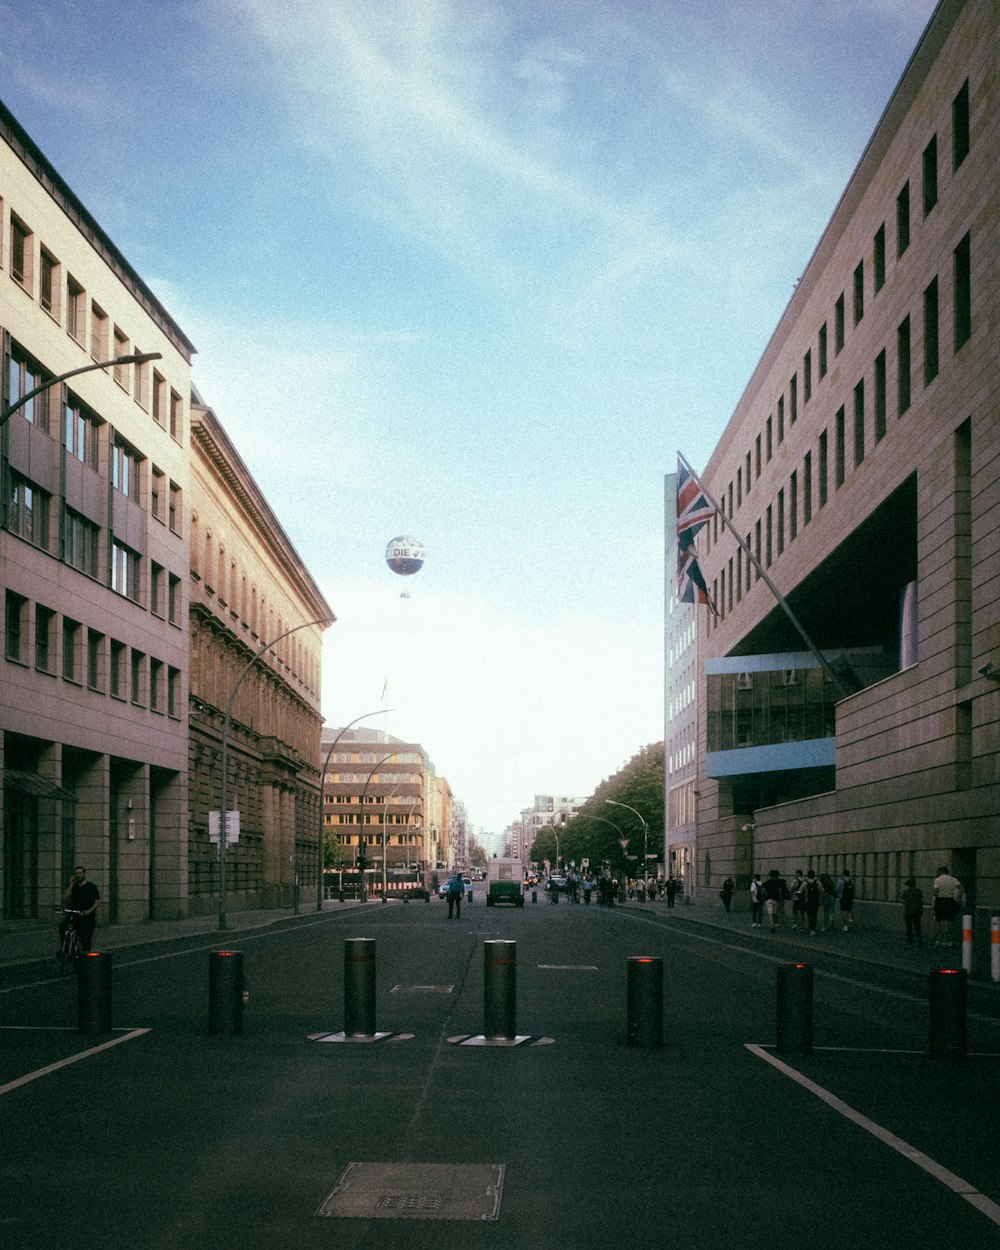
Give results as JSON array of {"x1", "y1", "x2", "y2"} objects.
[
  {"x1": 0, "y1": 352, "x2": 163, "y2": 429},
  {"x1": 316, "y1": 710, "x2": 395, "y2": 911},
  {"x1": 356, "y1": 752, "x2": 397, "y2": 903},
  {"x1": 606, "y1": 799, "x2": 650, "y2": 881},
  {"x1": 217, "y1": 617, "x2": 332, "y2": 930}
]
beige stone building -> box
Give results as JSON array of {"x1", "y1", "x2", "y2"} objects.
[
  {"x1": 188, "y1": 396, "x2": 333, "y2": 915},
  {"x1": 1, "y1": 102, "x2": 193, "y2": 923},
  {"x1": 690, "y1": 0, "x2": 999, "y2": 932}
]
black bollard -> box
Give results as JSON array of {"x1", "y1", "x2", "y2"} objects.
[
  {"x1": 344, "y1": 937, "x2": 377, "y2": 1037},
  {"x1": 776, "y1": 963, "x2": 813, "y2": 1054},
  {"x1": 928, "y1": 968, "x2": 967, "y2": 1058},
  {"x1": 484, "y1": 940, "x2": 517, "y2": 1039},
  {"x1": 626, "y1": 956, "x2": 663, "y2": 1048},
  {"x1": 77, "y1": 951, "x2": 113, "y2": 1035},
  {"x1": 208, "y1": 950, "x2": 244, "y2": 1035}
]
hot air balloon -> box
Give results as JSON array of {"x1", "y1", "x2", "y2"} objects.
[{"x1": 385, "y1": 536, "x2": 425, "y2": 577}]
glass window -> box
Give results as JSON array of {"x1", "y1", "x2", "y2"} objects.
[
  {"x1": 111, "y1": 541, "x2": 141, "y2": 601},
  {"x1": 952, "y1": 80, "x2": 970, "y2": 169},
  {"x1": 922, "y1": 134, "x2": 937, "y2": 216},
  {"x1": 64, "y1": 507, "x2": 99, "y2": 577},
  {"x1": 6, "y1": 472, "x2": 50, "y2": 549}
]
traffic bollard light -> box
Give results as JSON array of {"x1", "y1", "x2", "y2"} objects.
[
  {"x1": 776, "y1": 963, "x2": 813, "y2": 1054},
  {"x1": 344, "y1": 937, "x2": 377, "y2": 1037},
  {"x1": 209, "y1": 950, "x2": 244, "y2": 1035},
  {"x1": 928, "y1": 968, "x2": 966, "y2": 1058},
  {"x1": 626, "y1": 956, "x2": 663, "y2": 1048},
  {"x1": 483, "y1": 941, "x2": 517, "y2": 1040},
  {"x1": 77, "y1": 951, "x2": 113, "y2": 1035}
]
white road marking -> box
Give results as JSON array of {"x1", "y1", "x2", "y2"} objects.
[{"x1": 0, "y1": 1028, "x2": 151, "y2": 1097}]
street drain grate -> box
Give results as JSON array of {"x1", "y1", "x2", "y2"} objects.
[{"x1": 316, "y1": 1162, "x2": 504, "y2": 1221}]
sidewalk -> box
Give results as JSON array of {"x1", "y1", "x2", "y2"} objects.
[
  {"x1": 643, "y1": 895, "x2": 999, "y2": 988},
  {"x1": 0, "y1": 899, "x2": 370, "y2": 969}
]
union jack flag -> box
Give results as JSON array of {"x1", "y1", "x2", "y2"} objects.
[
  {"x1": 676, "y1": 455, "x2": 715, "y2": 550},
  {"x1": 677, "y1": 545, "x2": 717, "y2": 613}
]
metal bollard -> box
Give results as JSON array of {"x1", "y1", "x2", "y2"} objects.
[
  {"x1": 532, "y1": 889, "x2": 537, "y2": 904},
  {"x1": 626, "y1": 956, "x2": 663, "y2": 1048},
  {"x1": 77, "y1": 951, "x2": 113, "y2": 1035},
  {"x1": 483, "y1": 940, "x2": 517, "y2": 1040},
  {"x1": 209, "y1": 950, "x2": 244, "y2": 1034},
  {"x1": 992, "y1": 915, "x2": 1000, "y2": 983},
  {"x1": 776, "y1": 963, "x2": 813, "y2": 1054},
  {"x1": 344, "y1": 937, "x2": 377, "y2": 1037},
  {"x1": 961, "y1": 914, "x2": 972, "y2": 975},
  {"x1": 928, "y1": 968, "x2": 966, "y2": 1058}
]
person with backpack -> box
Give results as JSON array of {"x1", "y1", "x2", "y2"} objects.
[
  {"x1": 900, "y1": 877, "x2": 925, "y2": 948},
  {"x1": 802, "y1": 870, "x2": 822, "y2": 934},
  {"x1": 790, "y1": 869, "x2": 807, "y2": 930},
  {"x1": 820, "y1": 872, "x2": 838, "y2": 930},
  {"x1": 749, "y1": 874, "x2": 765, "y2": 928},
  {"x1": 719, "y1": 877, "x2": 735, "y2": 913},
  {"x1": 837, "y1": 869, "x2": 856, "y2": 930},
  {"x1": 761, "y1": 869, "x2": 788, "y2": 934}
]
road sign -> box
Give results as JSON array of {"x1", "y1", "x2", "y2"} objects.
[{"x1": 209, "y1": 811, "x2": 240, "y2": 845}]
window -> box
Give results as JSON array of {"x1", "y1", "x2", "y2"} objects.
[
  {"x1": 168, "y1": 666, "x2": 180, "y2": 718},
  {"x1": 818, "y1": 322, "x2": 828, "y2": 378},
  {"x1": 110, "y1": 640, "x2": 126, "y2": 699},
  {"x1": 924, "y1": 277, "x2": 939, "y2": 385},
  {"x1": 897, "y1": 182, "x2": 910, "y2": 257},
  {"x1": 150, "y1": 659, "x2": 163, "y2": 712},
  {"x1": 133, "y1": 351, "x2": 149, "y2": 409},
  {"x1": 40, "y1": 248, "x2": 60, "y2": 317},
  {"x1": 765, "y1": 415, "x2": 772, "y2": 462},
  {"x1": 63, "y1": 397, "x2": 99, "y2": 469},
  {"x1": 777, "y1": 396, "x2": 784, "y2": 444},
  {"x1": 874, "y1": 350, "x2": 886, "y2": 443},
  {"x1": 87, "y1": 630, "x2": 104, "y2": 690},
  {"x1": 8, "y1": 347, "x2": 52, "y2": 432},
  {"x1": 151, "y1": 467, "x2": 165, "y2": 521},
  {"x1": 35, "y1": 606, "x2": 55, "y2": 672},
  {"x1": 789, "y1": 471, "x2": 798, "y2": 542},
  {"x1": 169, "y1": 482, "x2": 181, "y2": 534},
  {"x1": 6, "y1": 472, "x2": 50, "y2": 549},
  {"x1": 64, "y1": 507, "x2": 99, "y2": 577},
  {"x1": 952, "y1": 80, "x2": 970, "y2": 170},
  {"x1": 853, "y1": 379, "x2": 865, "y2": 468},
  {"x1": 922, "y1": 134, "x2": 937, "y2": 216},
  {"x1": 150, "y1": 563, "x2": 164, "y2": 616},
  {"x1": 898, "y1": 316, "x2": 912, "y2": 415},
  {"x1": 111, "y1": 540, "x2": 141, "y2": 601},
  {"x1": 803, "y1": 452, "x2": 812, "y2": 525},
  {"x1": 66, "y1": 275, "x2": 85, "y2": 344},
  {"x1": 803, "y1": 350, "x2": 812, "y2": 403},
  {"x1": 874, "y1": 224, "x2": 886, "y2": 293},
  {"x1": 113, "y1": 327, "x2": 130, "y2": 387},
  {"x1": 818, "y1": 431, "x2": 828, "y2": 507},
  {"x1": 834, "y1": 294, "x2": 845, "y2": 354},
  {"x1": 151, "y1": 371, "x2": 166, "y2": 426},
  {"x1": 777, "y1": 489, "x2": 785, "y2": 556},
  {"x1": 62, "y1": 618, "x2": 81, "y2": 682},
  {"x1": 835, "y1": 406, "x2": 845, "y2": 487},
  {"x1": 754, "y1": 434, "x2": 761, "y2": 479},
  {"x1": 10, "y1": 214, "x2": 32, "y2": 289},
  {"x1": 111, "y1": 440, "x2": 140, "y2": 500},
  {"x1": 765, "y1": 505, "x2": 772, "y2": 567},
  {"x1": 789, "y1": 374, "x2": 797, "y2": 425},
  {"x1": 169, "y1": 389, "x2": 183, "y2": 441},
  {"x1": 5, "y1": 591, "x2": 27, "y2": 662},
  {"x1": 90, "y1": 302, "x2": 109, "y2": 361},
  {"x1": 954, "y1": 232, "x2": 971, "y2": 351},
  {"x1": 168, "y1": 574, "x2": 181, "y2": 626},
  {"x1": 853, "y1": 261, "x2": 864, "y2": 325},
  {"x1": 130, "y1": 649, "x2": 145, "y2": 705}
]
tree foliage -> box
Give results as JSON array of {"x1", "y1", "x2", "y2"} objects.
[{"x1": 530, "y1": 743, "x2": 664, "y2": 874}]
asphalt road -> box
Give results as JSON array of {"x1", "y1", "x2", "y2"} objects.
[{"x1": 2, "y1": 899, "x2": 998, "y2": 1249}]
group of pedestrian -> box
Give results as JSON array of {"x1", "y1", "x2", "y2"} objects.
[{"x1": 748, "y1": 868, "x2": 854, "y2": 934}]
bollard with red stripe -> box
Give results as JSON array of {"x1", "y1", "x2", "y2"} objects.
[
  {"x1": 928, "y1": 968, "x2": 966, "y2": 1058},
  {"x1": 961, "y1": 914, "x2": 973, "y2": 975},
  {"x1": 78, "y1": 950, "x2": 113, "y2": 1035},
  {"x1": 209, "y1": 950, "x2": 244, "y2": 1035},
  {"x1": 344, "y1": 937, "x2": 377, "y2": 1037},
  {"x1": 483, "y1": 941, "x2": 517, "y2": 1040},
  {"x1": 992, "y1": 915, "x2": 1000, "y2": 984},
  {"x1": 626, "y1": 956, "x2": 663, "y2": 1048}
]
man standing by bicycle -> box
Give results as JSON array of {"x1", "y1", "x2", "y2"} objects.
[{"x1": 60, "y1": 865, "x2": 101, "y2": 950}]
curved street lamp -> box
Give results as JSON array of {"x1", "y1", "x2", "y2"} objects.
[
  {"x1": 316, "y1": 709, "x2": 395, "y2": 912},
  {"x1": 356, "y1": 752, "x2": 397, "y2": 903},
  {"x1": 217, "y1": 617, "x2": 333, "y2": 930},
  {"x1": 0, "y1": 352, "x2": 163, "y2": 429},
  {"x1": 605, "y1": 799, "x2": 650, "y2": 875}
]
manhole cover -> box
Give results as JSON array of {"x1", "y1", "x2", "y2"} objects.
[{"x1": 317, "y1": 1162, "x2": 504, "y2": 1221}]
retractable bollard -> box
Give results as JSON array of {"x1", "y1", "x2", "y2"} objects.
[
  {"x1": 929, "y1": 968, "x2": 967, "y2": 1058},
  {"x1": 344, "y1": 937, "x2": 377, "y2": 1037},
  {"x1": 776, "y1": 963, "x2": 813, "y2": 1054},
  {"x1": 484, "y1": 940, "x2": 517, "y2": 1040},
  {"x1": 626, "y1": 956, "x2": 663, "y2": 1048},
  {"x1": 209, "y1": 950, "x2": 244, "y2": 1034},
  {"x1": 77, "y1": 951, "x2": 113, "y2": 1035}
]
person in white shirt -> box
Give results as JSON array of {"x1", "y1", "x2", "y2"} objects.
[{"x1": 931, "y1": 866, "x2": 963, "y2": 946}]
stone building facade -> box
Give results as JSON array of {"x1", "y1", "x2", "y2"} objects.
[
  {"x1": 188, "y1": 397, "x2": 333, "y2": 915},
  {"x1": 691, "y1": 0, "x2": 999, "y2": 930}
]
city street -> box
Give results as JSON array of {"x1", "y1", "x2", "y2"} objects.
[{"x1": 2, "y1": 897, "x2": 998, "y2": 1249}]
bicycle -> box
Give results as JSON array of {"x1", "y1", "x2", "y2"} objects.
[{"x1": 56, "y1": 908, "x2": 85, "y2": 976}]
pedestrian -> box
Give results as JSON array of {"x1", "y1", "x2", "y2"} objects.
[
  {"x1": 900, "y1": 877, "x2": 924, "y2": 948},
  {"x1": 820, "y1": 872, "x2": 838, "y2": 930},
  {"x1": 790, "y1": 870, "x2": 806, "y2": 930},
  {"x1": 837, "y1": 868, "x2": 855, "y2": 930},
  {"x1": 931, "y1": 865, "x2": 963, "y2": 946},
  {"x1": 761, "y1": 869, "x2": 788, "y2": 933},
  {"x1": 802, "y1": 870, "x2": 822, "y2": 934},
  {"x1": 445, "y1": 869, "x2": 465, "y2": 919},
  {"x1": 583, "y1": 876, "x2": 594, "y2": 905},
  {"x1": 719, "y1": 877, "x2": 735, "y2": 913},
  {"x1": 750, "y1": 874, "x2": 764, "y2": 927},
  {"x1": 666, "y1": 877, "x2": 678, "y2": 908},
  {"x1": 59, "y1": 865, "x2": 101, "y2": 951}
]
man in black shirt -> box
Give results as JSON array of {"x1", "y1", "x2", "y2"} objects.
[{"x1": 61, "y1": 865, "x2": 101, "y2": 950}]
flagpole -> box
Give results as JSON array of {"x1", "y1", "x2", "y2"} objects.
[{"x1": 678, "y1": 452, "x2": 852, "y2": 700}]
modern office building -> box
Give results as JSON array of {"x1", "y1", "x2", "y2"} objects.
[
  {"x1": 664, "y1": 472, "x2": 698, "y2": 893},
  {"x1": 688, "y1": 0, "x2": 998, "y2": 926},
  {"x1": 187, "y1": 393, "x2": 332, "y2": 915},
  {"x1": 1, "y1": 102, "x2": 194, "y2": 923}
]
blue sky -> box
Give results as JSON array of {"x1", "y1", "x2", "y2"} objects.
[{"x1": 2, "y1": 0, "x2": 938, "y2": 836}]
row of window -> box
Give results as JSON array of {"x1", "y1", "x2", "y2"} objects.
[
  {"x1": 2, "y1": 196, "x2": 185, "y2": 440},
  {"x1": 5, "y1": 590, "x2": 182, "y2": 716},
  {"x1": 8, "y1": 339, "x2": 184, "y2": 524},
  {"x1": 706, "y1": 232, "x2": 971, "y2": 624},
  {"x1": 711, "y1": 78, "x2": 972, "y2": 532}
]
